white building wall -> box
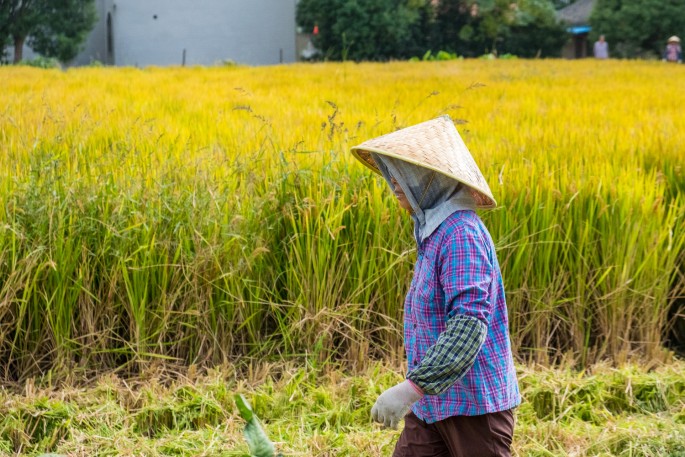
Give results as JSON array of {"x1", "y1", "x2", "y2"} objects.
[
  {"x1": 108, "y1": 0, "x2": 296, "y2": 66},
  {"x1": 5, "y1": 0, "x2": 297, "y2": 67}
]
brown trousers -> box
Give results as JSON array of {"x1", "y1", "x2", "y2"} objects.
[{"x1": 392, "y1": 409, "x2": 515, "y2": 457}]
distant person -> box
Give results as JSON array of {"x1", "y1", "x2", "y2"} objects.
[
  {"x1": 663, "y1": 36, "x2": 682, "y2": 63},
  {"x1": 593, "y1": 35, "x2": 609, "y2": 59}
]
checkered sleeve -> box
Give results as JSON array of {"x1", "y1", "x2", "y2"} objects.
[{"x1": 406, "y1": 314, "x2": 486, "y2": 395}]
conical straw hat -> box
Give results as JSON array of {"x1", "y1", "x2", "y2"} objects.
[
  {"x1": 668, "y1": 35, "x2": 681, "y2": 43},
  {"x1": 351, "y1": 115, "x2": 496, "y2": 208}
]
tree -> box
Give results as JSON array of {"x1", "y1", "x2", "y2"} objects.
[
  {"x1": 30, "y1": 0, "x2": 97, "y2": 62},
  {"x1": 433, "y1": 0, "x2": 564, "y2": 57},
  {"x1": 590, "y1": 0, "x2": 685, "y2": 58},
  {"x1": 0, "y1": 0, "x2": 37, "y2": 62},
  {"x1": 297, "y1": 0, "x2": 566, "y2": 60},
  {"x1": 0, "y1": 0, "x2": 96, "y2": 64},
  {"x1": 0, "y1": 1, "x2": 11, "y2": 62},
  {"x1": 296, "y1": 0, "x2": 431, "y2": 61},
  {"x1": 503, "y1": 0, "x2": 567, "y2": 57}
]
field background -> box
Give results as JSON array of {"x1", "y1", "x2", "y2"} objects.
[{"x1": 1, "y1": 60, "x2": 684, "y2": 455}]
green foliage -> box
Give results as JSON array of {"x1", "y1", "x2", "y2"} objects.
[
  {"x1": 28, "y1": 0, "x2": 97, "y2": 62},
  {"x1": 503, "y1": 0, "x2": 567, "y2": 57},
  {"x1": 590, "y1": 0, "x2": 685, "y2": 58},
  {"x1": 0, "y1": 0, "x2": 97, "y2": 63},
  {"x1": 296, "y1": 0, "x2": 430, "y2": 61},
  {"x1": 235, "y1": 396, "x2": 279, "y2": 457},
  {"x1": 18, "y1": 55, "x2": 61, "y2": 68},
  {"x1": 410, "y1": 49, "x2": 463, "y2": 61},
  {"x1": 0, "y1": 5, "x2": 10, "y2": 62},
  {"x1": 434, "y1": 0, "x2": 565, "y2": 57},
  {"x1": 297, "y1": 0, "x2": 566, "y2": 60}
]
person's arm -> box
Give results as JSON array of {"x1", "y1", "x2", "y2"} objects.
[
  {"x1": 406, "y1": 315, "x2": 486, "y2": 395},
  {"x1": 407, "y1": 224, "x2": 492, "y2": 395}
]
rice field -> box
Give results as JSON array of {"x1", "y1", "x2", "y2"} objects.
[{"x1": 0, "y1": 60, "x2": 684, "y2": 383}]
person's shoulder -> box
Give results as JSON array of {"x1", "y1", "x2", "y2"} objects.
[
  {"x1": 435, "y1": 212, "x2": 493, "y2": 258},
  {"x1": 440, "y1": 211, "x2": 485, "y2": 237}
]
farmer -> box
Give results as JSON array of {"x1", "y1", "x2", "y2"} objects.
[
  {"x1": 350, "y1": 116, "x2": 520, "y2": 456},
  {"x1": 663, "y1": 36, "x2": 682, "y2": 63},
  {"x1": 593, "y1": 35, "x2": 609, "y2": 59}
]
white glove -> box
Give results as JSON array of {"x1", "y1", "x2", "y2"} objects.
[{"x1": 371, "y1": 380, "x2": 424, "y2": 429}]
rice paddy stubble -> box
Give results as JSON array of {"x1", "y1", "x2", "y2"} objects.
[{"x1": 1, "y1": 362, "x2": 684, "y2": 456}]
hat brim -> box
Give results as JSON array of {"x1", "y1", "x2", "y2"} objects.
[{"x1": 351, "y1": 146, "x2": 497, "y2": 208}]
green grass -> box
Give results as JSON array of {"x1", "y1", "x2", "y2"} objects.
[{"x1": 0, "y1": 362, "x2": 684, "y2": 456}]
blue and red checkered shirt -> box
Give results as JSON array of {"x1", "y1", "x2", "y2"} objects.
[{"x1": 405, "y1": 210, "x2": 520, "y2": 423}]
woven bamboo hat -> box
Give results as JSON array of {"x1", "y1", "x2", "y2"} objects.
[
  {"x1": 351, "y1": 115, "x2": 496, "y2": 208},
  {"x1": 668, "y1": 36, "x2": 681, "y2": 43}
]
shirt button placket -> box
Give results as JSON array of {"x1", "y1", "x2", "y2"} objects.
[{"x1": 415, "y1": 245, "x2": 423, "y2": 331}]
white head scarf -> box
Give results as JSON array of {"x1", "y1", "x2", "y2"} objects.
[{"x1": 371, "y1": 153, "x2": 476, "y2": 244}]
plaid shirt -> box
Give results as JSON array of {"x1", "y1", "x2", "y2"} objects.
[{"x1": 405, "y1": 210, "x2": 520, "y2": 423}]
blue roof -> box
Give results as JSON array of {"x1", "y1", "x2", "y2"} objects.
[{"x1": 568, "y1": 26, "x2": 591, "y2": 35}]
